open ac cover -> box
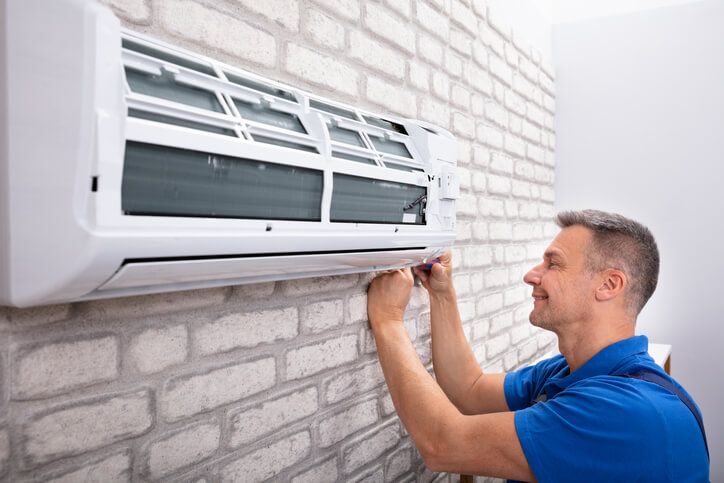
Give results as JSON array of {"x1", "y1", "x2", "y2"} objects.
[{"x1": 0, "y1": 0, "x2": 459, "y2": 307}]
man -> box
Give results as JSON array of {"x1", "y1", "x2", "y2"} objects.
[{"x1": 367, "y1": 209, "x2": 709, "y2": 482}]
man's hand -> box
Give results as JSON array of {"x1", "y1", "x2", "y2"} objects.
[
  {"x1": 367, "y1": 268, "x2": 414, "y2": 329},
  {"x1": 413, "y1": 251, "x2": 454, "y2": 298}
]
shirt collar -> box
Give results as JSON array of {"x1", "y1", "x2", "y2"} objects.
[{"x1": 544, "y1": 335, "x2": 649, "y2": 398}]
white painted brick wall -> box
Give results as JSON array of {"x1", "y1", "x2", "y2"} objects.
[
  {"x1": 227, "y1": 386, "x2": 318, "y2": 447},
  {"x1": 2, "y1": 1, "x2": 557, "y2": 480},
  {"x1": 12, "y1": 335, "x2": 118, "y2": 399}
]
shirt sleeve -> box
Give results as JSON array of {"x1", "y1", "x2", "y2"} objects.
[
  {"x1": 513, "y1": 378, "x2": 666, "y2": 483},
  {"x1": 504, "y1": 355, "x2": 564, "y2": 411}
]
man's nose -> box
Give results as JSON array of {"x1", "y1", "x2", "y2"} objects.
[{"x1": 523, "y1": 264, "x2": 542, "y2": 286}]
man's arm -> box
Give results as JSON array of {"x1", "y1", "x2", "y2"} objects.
[
  {"x1": 368, "y1": 269, "x2": 534, "y2": 481},
  {"x1": 415, "y1": 253, "x2": 509, "y2": 415}
]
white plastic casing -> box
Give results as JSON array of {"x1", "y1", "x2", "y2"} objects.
[{"x1": 0, "y1": 0, "x2": 458, "y2": 307}]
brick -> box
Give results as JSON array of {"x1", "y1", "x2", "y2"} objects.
[
  {"x1": 487, "y1": 9, "x2": 511, "y2": 39},
  {"x1": 478, "y1": 198, "x2": 504, "y2": 218},
  {"x1": 44, "y1": 449, "x2": 131, "y2": 483},
  {"x1": 432, "y1": 71, "x2": 450, "y2": 101},
  {"x1": 505, "y1": 134, "x2": 526, "y2": 157},
  {"x1": 489, "y1": 152, "x2": 513, "y2": 175},
  {"x1": 489, "y1": 55, "x2": 512, "y2": 85},
  {"x1": 505, "y1": 246, "x2": 527, "y2": 264},
  {"x1": 228, "y1": 387, "x2": 317, "y2": 447},
  {"x1": 472, "y1": 222, "x2": 488, "y2": 241},
  {"x1": 319, "y1": 399, "x2": 379, "y2": 447},
  {"x1": 418, "y1": 34, "x2": 444, "y2": 66},
  {"x1": 159, "y1": 0, "x2": 275, "y2": 67},
  {"x1": 490, "y1": 311, "x2": 513, "y2": 333},
  {"x1": 324, "y1": 360, "x2": 384, "y2": 404},
  {"x1": 527, "y1": 144, "x2": 544, "y2": 164},
  {"x1": 380, "y1": 391, "x2": 396, "y2": 416},
  {"x1": 416, "y1": 2, "x2": 449, "y2": 41},
  {"x1": 129, "y1": 325, "x2": 187, "y2": 374},
  {"x1": 484, "y1": 101, "x2": 507, "y2": 128},
  {"x1": 286, "y1": 43, "x2": 358, "y2": 96},
  {"x1": 161, "y1": 358, "x2": 275, "y2": 421},
  {"x1": 146, "y1": 421, "x2": 220, "y2": 479},
  {"x1": 453, "y1": 273, "x2": 471, "y2": 297},
  {"x1": 305, "y1": 8, "x2": 345, "y2": 50},
  {"x1": 540, "y1": 71, "x2": 555, "y2": 95},
  {"x1": 0, "y1": 427, "x2": 7, "y2": 476},
  {"x1": 366, "y1": 75, "x2": 417, "y2": 118},
  {"x1": 292, "y1": 457, "x2": 339, "y2": 483},
  {"x1": 478, "y1": 292, "x2": 503, "y2": 315},
  {"x1": 408, "y1": 60, "x2": 430, "y2": 91},
  {"x1": 512, "y1": 180, "x2": 531, "y2": 199},
  {"x1": 504, "y1": 351, "x2": 520, "y2": 371},
  {"x1": 350, "y1": 31, "x2": 406, "y2": 80},
  {"x1": 487, "y1": 174, "x2": 511, "y2": 195},
  {"x1": 298, "y1": 300, "x2": 342, "y2": 334},
  {"x1": 477, "y1": 123, "x2": 503, "y2": 149},
  {"x1": 522, "y1": 121, "x2": 541, "y2": 143},
  {"x1": 540, "y1": 186, "x2": 555, "y2": 203},
  {"x1": 509, "y1": 113, "x2": 522, "y2": 134},
  {"x1": 450, "y1": 84, "x2": 470, "y2": 109},
  {"x1": 13, "y1": 335, "x2": 118, "y2": 399},
  {"x1": 472, "y1": 171, "x2": 486, "y2": 192},
  {"x1": 312, "y1": 0, "x2": 360, "y2": 21},
  {"x1": 453, "y1": 113, "x2": 475, "y2": 139},
  {"x1": 466, "y1": 64, "x2": 493, "y2": 95},
  {"x1": 236, "y1": 0, "x2": 299, "y2": 31},
  {"x1": 486, "y1": 333, "x2": 510, "y2": 357},
  {"x1": 458, "y1": 299, "x2": 476, "y2": 322},
  {"x1": 505, "y1": 198, "x2": 519, "y2": 217},
  {"x1": 365, "y1": 3, "x2": 415, "y2": 53},
  {"x1": 419, "y1": 97, "x2": 450, "y2": 128},
  {"x1": 526, "y1": 102, "x2": 545, "y2": 126},
  {"x1": 348, "y1": 293, "x2": 368, "y2": 323},
  {"x1": 282, "y1": 274, "x2": 359, "y2": 296},
  {"x1": 450, "y1": 0, "x2": 477, "y2": 35},
  {"x1": 485, "y1": 267, "x2": 508, "y2": 288},
  {"x1": 450, "y1": 29, "x2": 472, "y2": 56},
  {"x1": 505, "y1": 42, "x2": 519, "y2": 67},
  {"x1": 351, "y1": 465, "x2": 384, "y2": 483},
  {"x1": 286, "y1": 334, "x2": 358, "y2": 379},
  {"x1": 472, "y1": 40, "x2": 488, "y2": 67},
  {"x1": 511, "y1": 324, "x2": 531, "y2": 344},
  {"x1": 464, "y1": 246, "x2": 493, "y2": 268},
  {"x1": 386, "y1": 447, "x2": 412, "y2": 480},
  {"x1": 472, "y1": 0, "x2": 487, "y2": 18},
  {"x1": 220, "y1": 431, "x2": 311, "y2": 482},
  {"x1": 519, "y1": 340, "x2": 539, "y2": 361},
  {"x1": 444, "y1": 51, "x2": 463, "y2": 78},
  {"x1": 519, "y1": 202, "x2": 539, "y2": 220},
  {"x1": 480, "y1": 22, "x2": 504, "y2": 57},
  {"x1": 195, "y1": 308, "x2": 297, "y2": 356},
  {"x1": 22, "y1": 389, "x2": 152, "y2": 467},
  {"x1": 343, "y1": 422, "x2": 400, "y2": 473},
  {"x1": 515, "y1": 160, "x2": 536, "y2": 181},
  {"x1": 99, "y1": 0, "x2": 150, "y2": 23}
]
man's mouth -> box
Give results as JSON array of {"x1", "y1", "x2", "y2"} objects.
[{"x1": 532, "y1": 294, "x2": 548, "y2": 301}]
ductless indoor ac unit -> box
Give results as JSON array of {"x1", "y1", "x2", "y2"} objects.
[{"x1": 0, "y1": 0, "x2": 459, "y2": 307}]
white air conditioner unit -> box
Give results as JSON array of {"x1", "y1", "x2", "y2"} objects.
[{"x1": 0, "y1": 0, "x2": 459, "y2": 307}]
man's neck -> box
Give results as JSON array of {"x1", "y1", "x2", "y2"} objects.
[{"x1": 556, "y1": 317, "x2": 636, "y2": 373}]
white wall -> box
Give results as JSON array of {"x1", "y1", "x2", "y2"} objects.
[
  {"x1": 554, "y1": 0, "x2": 724, "y2": 477},
  {"x1": 487, "y1": 0, "x2": 554, "y2": 60}
]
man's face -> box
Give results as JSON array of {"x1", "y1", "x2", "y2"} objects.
[{"x1": 523, "y1": 226, "x2": 598, "y2": 331}]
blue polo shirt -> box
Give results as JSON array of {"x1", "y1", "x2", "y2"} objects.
[{"x1": 504, "y1": 335, "x2": 709, "y2": 482}]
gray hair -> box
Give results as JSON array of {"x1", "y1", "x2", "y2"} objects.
[{"x1": 555, "y1": 209, "x2": 660, "y2": 315}]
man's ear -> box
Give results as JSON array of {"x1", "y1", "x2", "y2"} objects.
[{"x1": 595, "y1": 269, "x2": 627, "y2": 302}]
